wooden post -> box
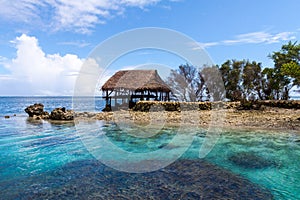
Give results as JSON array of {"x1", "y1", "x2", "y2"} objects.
[
  {"x1": 141, "y1": 91, "x2": 144, "y2": 101},
  {"x1": 105, "y1": 90, "x2": 109, "y2": 106},
  {"x1": 114, "y1": 89, "x2": 117, "y2": 107}
]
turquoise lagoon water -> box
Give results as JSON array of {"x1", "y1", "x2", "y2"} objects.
[{"x1": 0, "y1": 97, "x2": 300, "y2": 199}]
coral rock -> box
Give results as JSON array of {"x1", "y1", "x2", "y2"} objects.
[{"x1": 50, "y1": 107, "x2": 74, "y2": 120}]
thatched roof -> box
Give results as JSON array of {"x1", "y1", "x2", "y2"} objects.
[{"x1": 101, "y1": 70, "x2": 171, "y2": 92}]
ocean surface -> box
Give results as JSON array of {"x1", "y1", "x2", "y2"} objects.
[{"x1": 0, "y1": 97, "x2": 300, "y2": 199}]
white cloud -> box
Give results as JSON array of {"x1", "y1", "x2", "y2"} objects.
[
  {"x1": 58, "y1": 41, "x2": 90, "y2": 48},
  {"x1": 196, "y1": 31, "x2": 296, "y2": 49},
  {"x1": 0, "y1": 34, "x2": 83, "y2": 95},
  {"x1": 0, "y1": 0, "x2": 47, "y2": 22},
  {"x1": 0, "y1": 75, "x2": 13, "y2": 80},
  {"x1": 120, "y1": 0, "x2": 160, "y2": 7},
  {"x1": 0, "y1": 56, "x2": 8, "y2": 65},
  {"x1": 223, "y1": 31, "x2": 296, "y2": 45},
  {"x1": 193, "y1": 42, "x2": 219, "y2": 49},
  {"x1": 0, "y1": 0, "x2": 168, "y2": 34}
]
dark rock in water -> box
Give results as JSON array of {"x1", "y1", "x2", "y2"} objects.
[
  {"x1": 25, "y1": 103, "x2": 45, "y2": 117},
  {"x1": 26, "y1": 118, "x2": 43, "y2": 125},
  {"x1": 25, "y1": 103, "x2": 50, "y2": 119},
  {"x1": 41, "y1": 111, "x2": 50, "y2": 119},
  {"x1": 25, "y1": 104, "x2": 74, "y2": 120},
  {"x1": 2, "y1": 159, "x2": 273, "y2": 200},
  {"x1": 4, "y1": 115, "x2": 10, "y2": 119},
  {"x1": 229, "y1": 152, "x2": 277, "y2": 169},
  {"x1": 102, "y1": 104, "x2": 112, "y2": 112},
  {"x1": 50, "y1": 107, "x2": 74, "y2": 120},
  {"x1": 31, "y1": 111, "x2": 49, "y2": 120}
]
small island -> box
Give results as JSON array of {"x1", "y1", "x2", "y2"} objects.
[{"x1": 24, "y1": 100, "x2": 300, "y2": 132}]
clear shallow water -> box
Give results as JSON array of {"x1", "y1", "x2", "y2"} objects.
[
  {"x1": 0, "y1": 97, "x2": 300, "y2": 199},
  {"x1": 0, "y1": 96, "x2": 105, "y2": 116},
  {"x1": 196, "y1": 130, "x2": 300, "y2": 199}
]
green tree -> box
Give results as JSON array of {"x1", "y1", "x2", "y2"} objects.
[
  {"x1": 219, "y1": 60, "x2": 244, "y2": 101},
  {"x1": 282, "y1": 61, "x2": 300, "y2": 86},
  {"x1": 242, "y1": 61, "x2": 263, "y2": 100},
  {"x1": 270, "y1": 41, "x2": 300, "y2": 99},
  {"x1": 261, "y1": 67, "x2": 278, "y2": 100},
  {"x1": 168, "y1": 41, "x2": 300, "y2": 102}
]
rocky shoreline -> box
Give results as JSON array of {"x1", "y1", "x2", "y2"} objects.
[
  {"x1": 23, "y1": 102, "x2": 300, "y2": 132},
  {"x1": 84, "y1": 108, "x2": 300, "y2": 131}
]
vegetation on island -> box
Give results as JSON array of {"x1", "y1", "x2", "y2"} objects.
[{"x1": 168, "y1": 41, "x2": 300, "y2": 102}]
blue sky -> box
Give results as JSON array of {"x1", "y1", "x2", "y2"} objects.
[{"x1": 0, "y1": 0, "x2": 300, "y2": 95}]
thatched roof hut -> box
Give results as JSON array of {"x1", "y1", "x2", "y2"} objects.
[
  {"x1": 102, "y1": 70, "x2": 171, "y2": 92},
  {"x1": 101, "y1": 70, "x2": 171, "y2": 110}
]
